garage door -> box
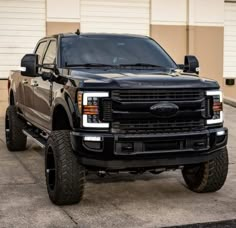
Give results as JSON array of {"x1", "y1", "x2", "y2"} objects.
[
  {"x1": 224, "y1": 2, "x2": 236, "y2": 78},
  {"x1": 0, "y1": 0, "x2": 46, "y2": 79},
  {"x1": 81, "y1": 0, "x2": 150, "y2": 35}
]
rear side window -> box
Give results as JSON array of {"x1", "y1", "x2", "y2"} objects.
[
  {"x1": 43, "y1": 41, "x2": 57, "y2": 64},
  {"x1": 35, "y1": 41, "x2": 47, "y2": 63}
]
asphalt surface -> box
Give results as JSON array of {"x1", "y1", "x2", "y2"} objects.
[{"x1": 0, "y1": 102, "x2": 236, "y2": 228}]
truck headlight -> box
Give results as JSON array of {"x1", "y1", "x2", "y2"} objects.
[
  {"x1": 78, "y1": 92, "x2": 109, "y2": 128},
  {"x1": 206, "y1": 90, "x2": 223, "y2": 124}
]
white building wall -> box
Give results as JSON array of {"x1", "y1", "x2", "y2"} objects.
[
  {"x1": 80, "y1": 0, "x2": 150, "y2": 35},
  {"x1": 151, "y1": 0, "x2": 187, "y2": 25},
  {"x1": 47, "y1": 0, "x2": 80, "y2": 22},
  {"x1": 0, "y1": 0, "x2": 46, "y2": 79},
  {"x1": 224, "y1": 2, "x2": 236, "y2": 78}
]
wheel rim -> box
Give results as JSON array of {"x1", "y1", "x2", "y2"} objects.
[
  {"x1": 183, "y1": 164, "x2": 204, "y2": 188},
  {"x1": 46, "y1": 146, "x2": 56, "y2": 191},
  {"x1": 5, "y1": 113, "x2": 10, "y2": 144}
]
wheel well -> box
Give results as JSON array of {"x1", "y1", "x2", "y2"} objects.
[
  {"x1": 10, "y1": 90, "x2": 14, "y2": 105},
  {"x1": 52, "y1": 105, "x2": 71, "y2": 131}
]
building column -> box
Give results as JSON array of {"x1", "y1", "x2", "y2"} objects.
[
  {"x1": 46, "y1": 0, "x2": 81, "y2": 35},
  {"x1": 187, "y1": 0, "x2": 224, "y2": 87}
]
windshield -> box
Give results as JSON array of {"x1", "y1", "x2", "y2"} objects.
[{"x1": 60, "y1": 36, "x2": 177, "y2": 69}]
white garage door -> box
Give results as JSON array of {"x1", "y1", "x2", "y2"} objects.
[
  {"x1": 0, "y1": 0, "x2": 46, "y2": 79},
  {"x1": 224, "y1": 2, "x2": 236, "y2": 78},
  {"x1": 81, "y1": 0, "x2": 150, "y2": 35}
]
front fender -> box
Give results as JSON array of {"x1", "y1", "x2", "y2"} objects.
[{"x1": 51, "y1": 93, "x2": 80, "y2": 130}]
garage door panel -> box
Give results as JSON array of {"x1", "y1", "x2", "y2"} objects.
[
  {"x1": 0, "y1": 48, "x2": 33, "y2": 54},
  {"x1": 83, "y1": 1, "x2": 149, "y2": 8},
  {"x1": 0, "y1": 18, "x2": 45, "y2": 26},
  {"x1": 0, "y1": 7, "x2": 45, "y2": 14},
  {"x1": 81, "y1": 12, "x2": 149, "y2": 19},
  {"x1": 0, "y1": 66, "x2": 23, "y2": 71},
  {"x1": 0, "y1": 1, "x2": 44, "y2": 9},
  {"x1": 82, "y1": 6, "x2": 149, "y2": 14},
  {"x1": 0, "y1": 12, "x2": 45, "y2": 20},
  {"x1": 0, "y1": 0, "x2": 45, "y2": 79},
  {"x1": 83, "y1": 22, "x2": 150, "y2": 30},
  {"x1": 224, "y1": 2, "x2": 236, "y2": 78},
  {"x1": 0, "y1": 24, "x2": 44, "y2": 32},
  {"x1": 0, "y1": 36, "x2": 42, "y2": 44},
  {"x1": 0, "y1": 30, "x2": 45, "y2": 37},
  {"x1": 0, "y1": 42, "x2": 37, "y2": 48},
  {"x1": 81, "y1": 0, "x2": 150, "y2": 36},
  {"x1": 83, "y1": 17, "x2": 149, "y2": 24}
]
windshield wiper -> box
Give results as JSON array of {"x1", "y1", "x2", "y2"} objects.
[
  {"x1": 118, "y1": 63, "x2": 165, "y2": 68},
  {"x1": 65, "y1": 63, "x2": 115, "y2": 68}
]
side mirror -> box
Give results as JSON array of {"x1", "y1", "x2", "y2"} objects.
[
  {"x1": 21, "y1": 54, "x2": 39, "y2": 77},
  {"x1": 183, "y1": 55, "x2": 200, "y2": 75}
]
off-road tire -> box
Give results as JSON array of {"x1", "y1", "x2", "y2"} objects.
[
  {"x1": 45, "y1": 130, "x2": 86, "y2": 205},
  {"x1": 182, "y1": 147, "x2": 228, "y2": 193},
  {"x1": 5, "y1": 105, "x2": 27, "y2": 151}
]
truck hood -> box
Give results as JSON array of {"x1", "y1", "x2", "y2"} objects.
[{"x1": 62, "y1": 68, "x2": 219, "y2": 90}]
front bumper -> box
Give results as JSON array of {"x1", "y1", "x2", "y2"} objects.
[{"x1": 70, "y1": 127, "x2": 228, "y2": 170}]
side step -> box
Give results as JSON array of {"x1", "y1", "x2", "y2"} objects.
[{"x1": 22, "y1": 129, "x2": 47, "y2": 149}]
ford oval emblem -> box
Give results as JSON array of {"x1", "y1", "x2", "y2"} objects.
[{"x1": 150, "y1": 102, "x2": 179, "y2": 118}]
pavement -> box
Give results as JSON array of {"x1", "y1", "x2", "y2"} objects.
[{"x1": 0, "y1": 101, "x2": 236, "y2": 228}]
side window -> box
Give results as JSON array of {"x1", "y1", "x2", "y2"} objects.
[
  {"x1": 43, "y1": 41, "x2": 57, "y2": 64},
  {"x1": 35, "y1": 41, "x2": 47, "y2": 63}
]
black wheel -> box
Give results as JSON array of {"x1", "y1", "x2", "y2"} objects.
[
  {"x1": 5, "y1": 105, "x2": 27, "y2": 151},
  {"x1": 45, "y1": 130, "x2": 86, "y2": 205},
  {"x1": 182, "y1": 147, "x2": 228, "y2": 193}
]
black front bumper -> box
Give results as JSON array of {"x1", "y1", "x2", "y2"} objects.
[{"x1": 70, "y1": 127, "x2": 228, "y2": 170}]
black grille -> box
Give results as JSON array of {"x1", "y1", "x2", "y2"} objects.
[
  {"x1": 102, "y1": 89, "x2": 207, "y2": 134},
  {"x1": 100, "y1": 99, "x2": 112, "y2": 121},
  {"x1": 112, "y1": 89, "x2": 205, "y2": 102},
  {"x1": 112, "y1": 119, "x2": 205, "y2": 134}
]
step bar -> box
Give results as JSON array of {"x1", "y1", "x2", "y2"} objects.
[{"x1": 22, "y1": 129, "x2": 46, "y2": 149}]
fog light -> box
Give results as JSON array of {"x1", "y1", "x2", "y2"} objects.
[
  {"x1": 84, "y1": 136, "x2": 102, "y2": 141},
  {"x1": 216, "y1": 130, "x2": 225, "y2": 136},
  {"x1": 84, "y1": 141, "x2": 102, "y2": 150}
]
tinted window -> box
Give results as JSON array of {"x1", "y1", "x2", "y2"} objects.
[
  {"x1": 35, "y1": 41, "x2": 47, "y2": 63},
  {"x1": 43, "y1": 40, "x2": 57, "y2": 64},
  {"x1": 60, "y1": 36, "x2": 177, "y2": 69}
]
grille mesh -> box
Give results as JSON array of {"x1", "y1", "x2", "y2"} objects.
[{"x1": 112, "y1": 89, "x2": 205, "y2": 102}]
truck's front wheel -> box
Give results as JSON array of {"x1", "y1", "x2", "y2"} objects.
[
  {"x1": 182, "y1": 147, "x2": 228, "y2": 193},
  {"x1": 45, "y1": 130, "x2": 85, "y2": 205}
]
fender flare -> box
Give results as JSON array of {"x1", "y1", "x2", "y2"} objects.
[{"x1": 51, "y1": 95, "x2": 79, "y2": 130}]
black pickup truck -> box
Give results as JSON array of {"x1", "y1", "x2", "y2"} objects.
[{"x1": 6, "y1": 31, "x2": 228, "y2": 205}]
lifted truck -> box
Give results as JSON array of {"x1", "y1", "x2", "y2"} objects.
[{"x1": 6, "y1": 32, "x2": 228, "y2": 205}]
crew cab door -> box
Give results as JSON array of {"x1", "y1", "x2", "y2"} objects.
[
  {"x1": 33, "y1": 39, "x2": 57, "y2": 129},
  {"x1": 22, "y1": 41, "x2": 47, "y2": 123}
]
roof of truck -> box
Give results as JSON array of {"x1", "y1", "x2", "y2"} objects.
[{"x1": 41, "y1": 32, "x2": 149, "y2": 40}]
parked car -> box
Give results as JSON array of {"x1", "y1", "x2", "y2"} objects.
[{"x1": 6, "y1": 31, "x2": 228, "y2": 205}]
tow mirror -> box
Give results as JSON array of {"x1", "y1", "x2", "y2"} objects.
[
  {"x1": 21, "y1": 54, "x2": 39, "y2": 77},
  {"x1": 183, "y1": 55, "x2": 200, "y2": 75}
]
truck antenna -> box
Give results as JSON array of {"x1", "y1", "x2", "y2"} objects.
[{"x1": 75, "y1": 29, "x2": 80, "y2": 35}]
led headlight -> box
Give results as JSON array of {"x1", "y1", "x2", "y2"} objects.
[
  {"x1": 206, "y1": 90, "x2": 223, "y2": 124},
  {"x1": 78, "y1": 92, "x2": 109, "y2": 128}
]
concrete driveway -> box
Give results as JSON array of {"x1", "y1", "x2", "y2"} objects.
[{"x1": 0, "y1": 101, "x2": 235, "y2": 228}]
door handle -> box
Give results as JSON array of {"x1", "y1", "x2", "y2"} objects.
[
  {"x1": 31, "y1": 81, "x2": 38, "y2": 87},
  {"x1": 22, "y1": 79, "x2": 28, "y2": 85}
]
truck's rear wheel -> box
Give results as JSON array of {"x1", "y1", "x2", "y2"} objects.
[
  {"x1": 45, "y1": 130, "x2": 85, "y2": 205},
  {"x1": 5, "y1": 105, "x2": 27, "y2": 151},
  {"x1": 182, "y1": 147, "x2": 228, "y2": 193}
]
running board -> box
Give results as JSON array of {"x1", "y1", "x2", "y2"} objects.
[{"x1": 22, "y1": 129, "x2": 46, "y2": 149}]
